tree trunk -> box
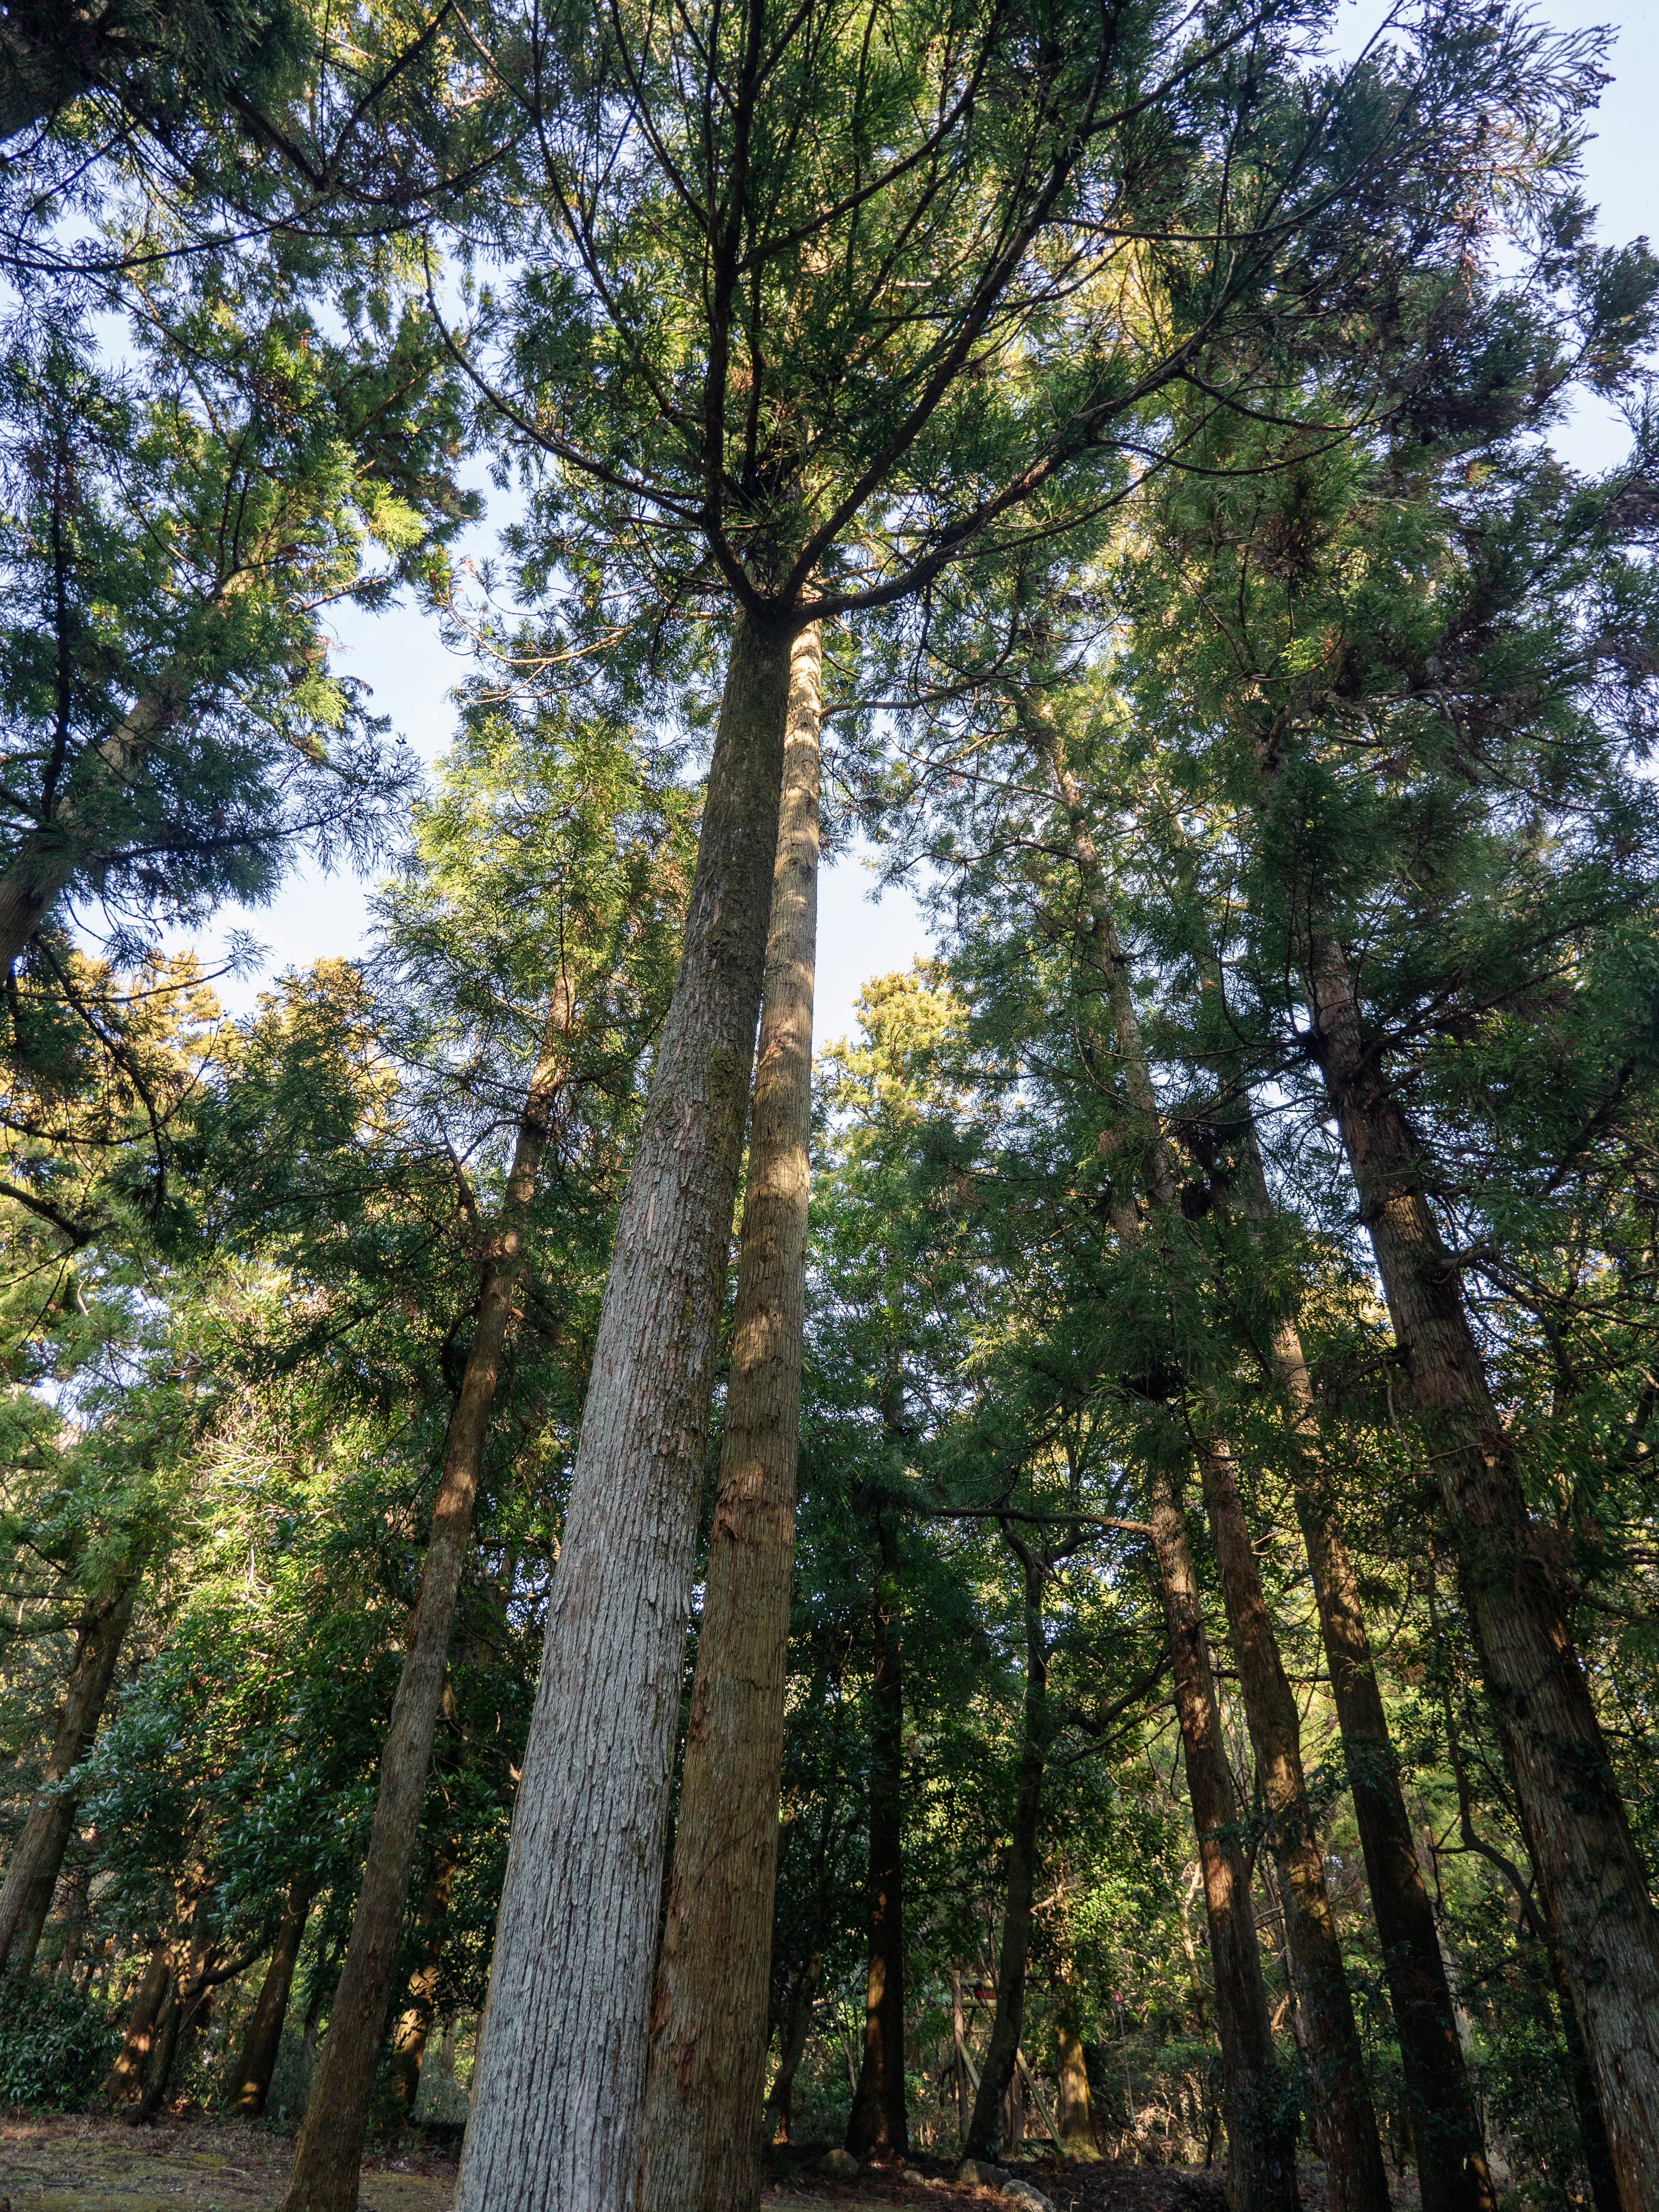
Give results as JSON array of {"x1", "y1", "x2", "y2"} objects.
[
  {"x1": 764, "y1": 1951, "x2": 821, "y2": 2145},
  {"x1": 1233, "y1": 1147, "x2": 1496, "y2": 2212},
  {"x1": 280, "y1": 995, "x2": 572, "y2": 2212},
  {"x1": 105, "y1": 1946, "x2": 172, "y2": 2105},
  {"x1": 1039, "y1": 734, "x2": 1371, "y2": 2206},
  {"x1": 1147, "y1": 1468, "x2": 1301, "y2": 2212},
  {"x1": 0, "y1": 1579, "x2": 137, "y2": 1974},
  {"x1": 454, "y1": 612, "x2": 796, "y2": 2212},
  {"x1": 1292, "y1": 1472, "x2": 1496, "y2": 2212},
  {"x1": 1195, "y1": 1435, "x2": 1392, "y2": 2212},
  {"x1": 387, "y1": 1850, "x2": 458, "y2": 2113},
  {"x1": 1054, "y1": 2003, "x2": 1098, "y2": 2157},
  {"x1": 951, "y1": 1967, "x2": 971, "y2": 2144},
  {"x1": 1305, "y1": 932, "x2": 1659, "y2": 2205},
  {"x1": 963, "y1": 1543, "x2": 1048, "y2": 2162},
  {"x1": 231, "y1": 1875, "x2": 316, "y2": 2117},
  {"x1": 640, "y1": 621, "x2": 822, "y2": 2212},
  {"x1": 846, "y1": 1508, "x2": 910, "y2": 2161}
]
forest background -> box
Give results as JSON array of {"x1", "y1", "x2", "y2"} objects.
[{"x1": 2, "y1": 4, "x2": 1658, "y2": 2212}]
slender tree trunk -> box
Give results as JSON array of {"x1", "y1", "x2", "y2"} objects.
[
  {"x1": 964, "y1": 1543, "x2": 1048, "y2": 2162},
  {"x1": 0, "y1": 1579, "x2": 137, "y2": 1974},
  {"x1": 1047, "y1": 734, "x2": 1294, "y2": 2202},
  {"x1": 1195, "y1": 1436, "x2": 1392, "y2": 2212},
  {"x1": 1041, "y1": 733, "x2": 1378, "y2": 2206},
  {"x1": 105, "y1": 1946, "x2": 173, "y2": 2105},
  {"x1": 1231, "y1": 1120, "x2": 1496, "y2": 2212},
  {"x1": 640, "y1": 621, "x2": 823, "y2": 2212},
  {"x1": 951, "y1": 1967, "x2": 971, "y2": 2144},
  {"x1": 1148, "y1": 1468, "x2": 1301, "y2": 2212},
  {"x1": 386, "y1": 1847, "x2": 459, "y2": 2113},
  {"x1": 455, "y1": 612, "x2": 796, "y2": 2212},
  {"x1": 1305, "y1": 932, "x2": 1659, "y2": 2205},
  {"x1": 281, "y1": 997, "x2": 571, "y2": 2212},
  {"x1": 846, "y1": 1508, "x2": 910, "y2": 2161},
  {"x1": 232, "y1": 1875, "x2": 316, "y2": 2117},
  {"x1": 764, "y1": 1951, "x2": 821, "y2": 2145}
]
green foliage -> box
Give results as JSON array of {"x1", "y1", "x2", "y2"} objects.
[{"x1": 0, "y1": 1976, "x2": 119, "y2": 2108}]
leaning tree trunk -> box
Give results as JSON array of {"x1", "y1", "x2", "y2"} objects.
[
  {"x1": 1042, "y1": 731, "x2": 1380, "y2": 2207},
  {"x1": 1147, "y1": 1466, "x2": 1300, "y2": 2212},
  {"x1": 1305, "y1": 931, "x2": 1659, "y2": 2206},
  {"x1": 231, "y1": 1875, "x2": 316, "y2": 2116},
  {"x1": 845, "y1": 1504, "x2": 911, "y2": 2161},
  {"x1": 963, "y1": 1539, "x2": 1049, "y2": 2162},
  {"x1": 1233, "y1": 1123, "x2": 1497, "y2": 2212},
  {"x1": 280, "y1": 996, "x2": 571, "y2": 2212},
  {"x1": 454, "y1": 613, "x2": 797, "y2": 2212},
  {"x1": 0, "y1": 1577, "x2": 137, "y2": 1974},
  {"x1": 105, "y1": 1945, "x2": 173, "y2": 2106},
  {"x1": 640, "y1": 623, "x2": 823, "y2": 2212}
]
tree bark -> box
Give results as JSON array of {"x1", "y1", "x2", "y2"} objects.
[
  {"x1": 232, "y1": 1874, "x2": 316, "y2": 2117},
  {"x1": 1148, "y1": 1468, "x2": 1301, "y2": 2212},
  {"x1": 1231, "y1": 1122, "x2": 1496, "y2": 2212},
  {"x1": 963, "y1": 1541, "x2": 1049, "y2": 2162},
  {"x1": 1195, "y1": 1435, "x2": 1392, "y2": 2212},
  {"x1": 280, "y1": 992, "x2": 571, "y2": 2212},
  {"x1": 640, "y1": 621, "x2": 822, "y2": 2212},
  {"x1": 764, "y1": 1951, "x2": 821, "y2": 2146},
  {"x1": 846, "y1": 1506, "x2": 910, "y2": 2161},
  {"x1": 454, "y1": 612, "x2": 796, "y2": 2212},
  {"x1": 1040, "y1": 733, "x2": 1374, "y2": 2206},
  {"x1": 0, "y1": 1578, "x2": 137, "y2": 1974},
  {"x1": 1054, "y1": 1981, "x2": 1099, "y2": 2156},
  {"x1": 387, "y1": 1842, "x2": 460, "y2": 2113},
  {"x1": 1305, "y1": 932, "x2": 1659, "y2": 2206},
  {"x1": 105, "y1": 1945, "x2": 172, "y2": 2105}
]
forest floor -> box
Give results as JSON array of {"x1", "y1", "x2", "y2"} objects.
[{"x1": 0, "y1": 2113, "x2": 1416, "y2": 2212}]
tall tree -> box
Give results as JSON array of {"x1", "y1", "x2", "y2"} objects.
[
  {"x1": 449, "y1": 7, "x2": 1526, "y2": 2193},
  {"x1": 639, "y1": 624, "x2": 823, "y2": 2212}
]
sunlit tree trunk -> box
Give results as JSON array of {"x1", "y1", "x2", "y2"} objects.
[
  {"x1": 456, "y1": 613, "x2": 797, "y2": 2212},
  {"x1": 640, "y1": 623, "x2": 822, "y2": 2212}
]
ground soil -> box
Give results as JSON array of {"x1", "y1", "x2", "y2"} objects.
[{"x1": 0, "y1": 2113, "x2": 1412, "y2": 2212}]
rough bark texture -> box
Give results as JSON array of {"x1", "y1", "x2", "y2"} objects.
[
  {"x1": 231, "y1": 1875, "x2": 315, "y2": 2117},
  {"x1": 0, "y1": 1579, "x2": 137, "y2": 1974},
  {"x1": 455, "y1": 613, "x2": 796, "y2": 2212},
  {"x1": 280, "y1": 998, "x2": 570, "y2": 2212},
  {"x1": 1196, "y1": 1435, "x2": 1391, "y2": 2212},
  {"x1": 846, "y1": 1507, "x2": 910, "y2": 2160},
  {"x1": 1306, "y1": 936, "x2": 1659, "y2": 2206},
  {"x1": 1147, "y1": 1469, "x2": 1300, "y2": 2212},
  {"x1": 639, "y1": 624, "x2": 821, "y2": 2212},
  {"x1": 105, "y1": 1947, "x2": 172, "y2": 2105},
  {"x1": 963, "y1": 1543, "x2": 1049, "y2": 2161}
]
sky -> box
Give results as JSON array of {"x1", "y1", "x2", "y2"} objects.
[{"x1": 159, "y1": 0, "x2": 1656, "y2": 1052}]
